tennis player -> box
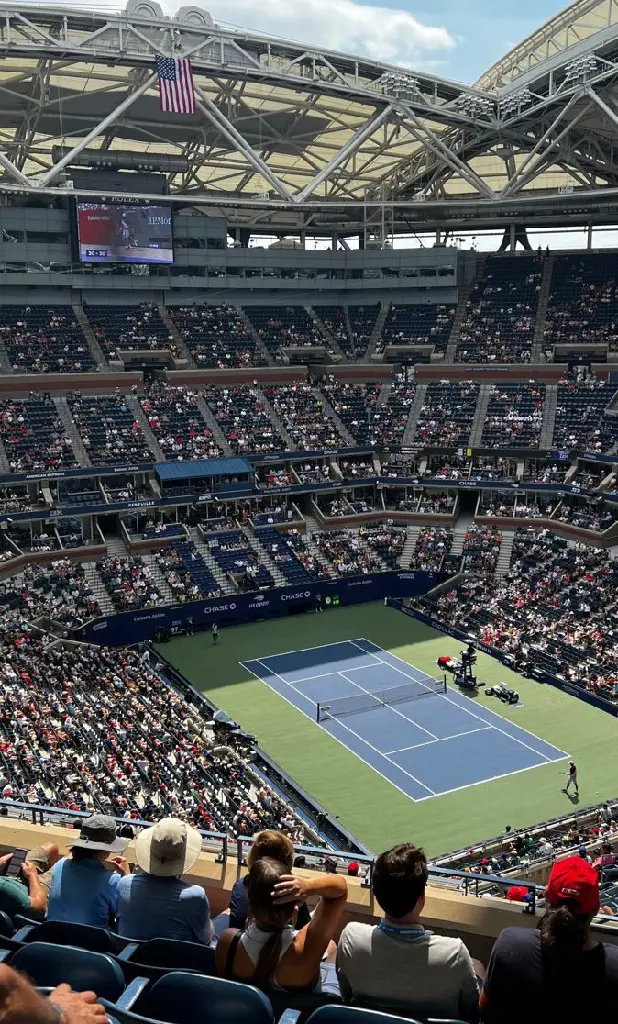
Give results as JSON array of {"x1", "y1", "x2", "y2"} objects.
[
  {"x1": 212, "y1": 622, "x2": 219, "y2": 645},
  {"x1": 564, "y1": 761, "x2": 579, "y2": 795}
]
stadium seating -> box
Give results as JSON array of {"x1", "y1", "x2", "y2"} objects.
[
  {"x1": 379, "y1": 304, "x2": 455, "y2": 355},
  {"x1": 348, "y1": 305, "x2": 380, "y2": 357},
  {"x1": 415, "y1": 382, "x2": 479, "y2": 446},
  {"x1": 206, "y1": 529, "x2": 274, "y2": 590},
  {"x1": 0, "y1": 397, "x2": 77, "y2": 472},
  {"x1": 245, "y1": 306, "x2": 324, "y2": 359},
  {"x1": 553, "y1": 375, "x2": 618, "y2": 452},
  {"x1": 456, "y1": 255, "x2": 542, "y2": 363},
  {"x1": 410, "y1": 527, "x2": 453, "y2": 572},
  {"x1": 320, "y1": 380, "x2": 382, "y2": 445},
  {"x1": 544, "y1": 252, "x2": 618, "y2": 353},
  {"x1": 0, "y1": 306, "x2": 96, "y2": 373},
  {"x1": 263, "y1": 383, "x2": 346, "y2": 449},
  {"x1": 140, "y1": 385, "x2": 223, "y2": 461},
  {"x1": 203, "y1": 385, "x2": 286, "y2": 454},
  {"x1": 481, "y1": 383, "x2": 545, "y2": 449},
  {"x1": 168, "y1": 305, "x2": 265, "y2": 368},
  {"x1": 85, "y1": 305, "x2": 173, "y2": 358},
  {"x1": 316, "y1": 306, "x2": 354, "y2": 357},
  {"x1": 67, "y1": 393, "x2": 155, "y2": 465}
]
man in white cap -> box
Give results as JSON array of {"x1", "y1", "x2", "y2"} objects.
[{"x1": 115, "y1": 817, "x2": 213, "y2": 943}]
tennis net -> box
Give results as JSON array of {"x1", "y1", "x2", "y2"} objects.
[{"x1": 316, "y1": 676, "x2": 447, "y2": 723}]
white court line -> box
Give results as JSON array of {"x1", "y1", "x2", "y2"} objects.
[
  {"x1": 413, "y1": 758, "x2": 566, "y2": 803},
  {"x1": 384, "y1": 726, "x2": 492, "y2": 755},
  {"x1": 248, "y1": 637, "x2": 366, "y2": 663},
  {"x1": 248, "y1": 658, "x2": 435, "y2": 800},
  {"x1": 356, "y1": 640, "x2": 566, "y2": 765},
  {"x1": 357, "y1": 637, "x2": 569, "y2": 761},
  {"x1": 294, "y1": 666, "x2": 375, "y2": 684},
  {"x1": 339, "y1": 671, "x2": 438, "y2": 742}
]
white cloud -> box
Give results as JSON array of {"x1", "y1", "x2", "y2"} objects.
[{"x1": 162, "y1": 0, "x2": 455, "y2": 65}]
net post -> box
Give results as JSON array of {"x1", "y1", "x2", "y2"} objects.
[{"x1": 443, "y1": 674, "x2": 447, "y2": 693}]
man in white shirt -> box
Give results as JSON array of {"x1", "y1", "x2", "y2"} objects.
[{"x1": 336, "y1": 843, "x2": 482, "y2": 1022}]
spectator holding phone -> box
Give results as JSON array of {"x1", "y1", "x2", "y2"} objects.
[{"x1": 0, "y1": 849, "x2": 46, "y2": 918}]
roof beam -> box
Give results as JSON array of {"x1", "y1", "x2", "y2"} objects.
[
  {"x1": 37, "y1": 71, "x2": 157, "y2": 186},
  {"x1": 194, "y1": 84, "x2": 294, "y2": 202},
  {"x1": 395, "y1": 103, "x2": 494, "y2": 198},
  {"x1": 296, "y1": 105, "x2": 393, "y2": 202}
]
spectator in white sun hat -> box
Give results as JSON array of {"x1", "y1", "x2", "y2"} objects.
[{"x1": 116, "y1": 816, "x2": 213, "y2": 943}]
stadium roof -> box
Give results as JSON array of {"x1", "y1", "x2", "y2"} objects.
[
  {"x1": 155, "y1": 457, "x2": 253, "y2": 481},
  {"x1": 1, "y1": 0, "x2": 618, "y2": 233}
]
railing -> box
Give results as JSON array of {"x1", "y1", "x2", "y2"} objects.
[{"x1": 0, "y1": 799, "x2": 229, "y2": 863}]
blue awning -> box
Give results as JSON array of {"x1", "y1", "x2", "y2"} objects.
[{"x1": 155, "y1": 457, "x2": 253, "y2": 482}]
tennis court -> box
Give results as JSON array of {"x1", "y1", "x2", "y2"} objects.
[{"x1": 242, "y1": 638, "x2": 569, "y2": 801}]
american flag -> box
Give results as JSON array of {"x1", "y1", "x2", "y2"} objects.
[{"x1": 156, "y1": 56, "x2": 196, "y2": 115}]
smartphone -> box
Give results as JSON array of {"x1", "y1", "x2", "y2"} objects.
[{"x1": 6, "y1": 849, "x2": 27, "y2": 878}]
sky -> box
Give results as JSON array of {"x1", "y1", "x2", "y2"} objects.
[{"x1": 51, "y1": 0, "x2": 570, "y2": 83}]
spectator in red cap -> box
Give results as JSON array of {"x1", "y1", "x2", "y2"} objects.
[
  {"x1": 481, "y1": 856, "x2": 618, "y2": 1023},
  {"x1": 347, "y1": 862, "x2": 359, "y2": 877}
]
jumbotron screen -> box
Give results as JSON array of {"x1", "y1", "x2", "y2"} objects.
[{"x1": 76, "y1": 202, "x2": 174, "y2": 264}]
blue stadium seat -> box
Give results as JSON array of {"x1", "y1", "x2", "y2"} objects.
[
  {"x1": 13, "y1": 920, "x2": 120, "y2": 954},
  {"x1": 111, "y1": 972, "x2": 273, "y2": 1024},
  {"x1": 117, "y1": 938, "x2": 216, "y2": 982},
  {"x1": 306, "y1": 1009, "x2": 420, "y2": 1023},
  {"x1": 6, "y1": 943, "x2": 128, "y2": 1001}
]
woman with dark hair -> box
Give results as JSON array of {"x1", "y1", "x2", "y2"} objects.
[
  {"x1": 228, "y1": 830, "x2": 311, "y2": 931},
  {"x1": 481, "y1": 856, "x2": 618, "y2": 1023},
  {"x1": 215, "y1": 856, "x2": 347, "y2": 992}
]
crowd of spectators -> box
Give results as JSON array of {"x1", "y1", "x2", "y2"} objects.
[
  {"x1": 263, "y1": 383, "x2": 346, "y2": 450},
  {"x1": 418, "y1": 491, "x2": 456, "y2": 514},
  {"x1": 410, "y1": 527, "x2": 453, "y2": 572},
  {"x1": 313, "y1": 530, "x2": 380, "y2": 575},
  {"x1": 0, "y1": 306, "x2": 96, "y2": 374},
  {"x1": 456, "y1": 256, "x2": 542, "y2": 363},
  {"x1": 415, "y1": 382, "x2": 479, "y2": 446},
  {"x1": 203, "y1": 385, "x2": 285, "y2": 454},
  {"x1": 0, "y1": 397, "x2": 76, "y2": 473},
  {"x1": 245, "y1": 306, "x2": 326, "y2": 360},
  {"x1": 379, "y1": 303, "x2": 455, "y2": 355},
  {"x1": 141, "y1": 385, "x2": 222, "y2": 462},
  {"x1": 67, "y1": 392, "x2": 154, "y2": 466},
  {"x1": 481, "y1": 384, "x2": 545, "y2": 448},
  {"x1": 553, "y1": 374, "x2": 618, "y2": 453},
  {"x1": 554, "y1": 499, "x2": 618, "y2": 532},
  {"x1": 544, "y1": 252, "x2": 618, "y2": 353},
  {"x1": 362, "y1": 522, "x2": 406, "y2": 568},
  {"x1": 462, "y1": 525, "x2": 502, "y2": 573},
  {"x1": 96, "y1": 555, "x2": 164, "y2": 611},
  {"x1": 347, "y1": 304, "x2": 380, "y2": 357},
  {"x1": 85, "y1": 304, "x2": 175, "y2": 359},
  {"x1": 169, "y1": 305, "x2": 264, "y2": 368}
]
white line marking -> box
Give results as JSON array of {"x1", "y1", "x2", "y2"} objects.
[
  {"x1": 339, "y1": 671, "x2": 438, "y2": 742},
  {"x1": 414, "y1": 758, "x2": 567, "y2": 802},
  {"x1": 248, "y1": 638, "x2": 365, "y2": 661},
  {"x1": 357, "y1": 637, "x2": 569, "y2": 760},
  {"x1": 245, "y1": 658, "x2": 435, "y2": 800},
  {"x1": 357, "y1": 641, "x2": 565, "y2": 764},
  {"x1": 294, "y1": 666, "x2": 375, "y2": 684},
  {"x1": 385, "y1": 739, "x2": 438, "y2": 754}
]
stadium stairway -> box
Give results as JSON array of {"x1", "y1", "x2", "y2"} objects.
[
  {"x1": 303, "y1": 515, "x2": 337, "y2": 577},
  {"x1": 0, "y1": 433, "x2": 10, "y2": 474},
  {"x1": 124, "y1": 395, "x2": 165, "y2": 461},
  {"x1": 0, "y1": 333, "x2": 12, "y2": 374},
  {"x1": 239, "y1": 310, "x2": 275, "y2": 366},
  {"x1": 450, "y1": 511, "x2": 475, "y2": 557},
  {"x1": 240, "y1": 525, "x2": 287, "y2": 587},
  {"x1": 469, "y1": 385, "x2": 492, "y2": 447},
  {"x1": 377, "y1": 382, "x2": 392, "y2": 406},
  {"x1": 82, "y1": 563, "x2": 115, "y2": 615},
  {"x1": 402, "y1": 383, "x2": 428, "y2": 445},
  {"x1": 158, "y1": 306, "x2": 196, "y2": 368},
  {"x1": 307, "y1": 307, "x2": 346, "y2": 361},
  {"x1": 189, "y1": 528, "x2": 236, "y2": 595},
  {"x1": 531, "y1": 254, "x2": 554, "y2": 363},
  {"x1": 72, "y1": 305, "x2": 108, "y2": 369},
  {"x1": 399, "y1": 525, "x2": 422, "y2": 567},
  {"x1": 364, "y1": 302, "x2": 389, "y2": 360},
  {"x1": 143, "y1": 554, "x2": 177, "y2": 605},
  {"x1": 194, "y1": 395, "x2": 233, "y2": 456},
  {"x1": 444, "y1": 268, "x2": 482, "y2": 362},
  {"x1": 54, "y1": 397, "x2": 91, "y2": 467},
  {"x1": 314, "y1": 388, "x2": 356, "y2": 446},
  {"x1": 495, "y1": 529, "x2": 515, "y2": 577},
  {"x1": 253, "y1": 387, "x2": 294, "y2": 449},
  {"x1": 539, "y1": 384, "x2": 558, "y2": 448}
]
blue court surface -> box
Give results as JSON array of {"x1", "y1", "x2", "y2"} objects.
[{"x1": 242, "y1": 638, "x2": 568, "y2": 802}]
